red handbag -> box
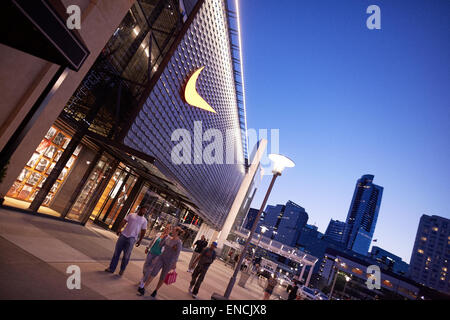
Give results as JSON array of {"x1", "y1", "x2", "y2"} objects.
[{"x1": 164, "y1": 271, "x2": 177, "y2": 285}]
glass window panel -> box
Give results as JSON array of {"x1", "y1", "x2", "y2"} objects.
[
  {"x1": 44, "y1": 127, "x2": 57, "y2": 140},
  {"x1": 53, "y1": 132, "x2": 66, "y2": 146},
  {"x1": 18, "y1": 186, "x2": 33, "y2": 200},
  {"x1": 26, "y1": 153, "x2": 40, "y2": 168},
  {"x1": 44, "y1": 146, "x2": 56, "y2": 159},
  {"x1": 17, "y1": 169, "x2": 30, "y2": 182},
  {"x1": 26, "y1": 172, "x2": 42, "y2": 186},
  {"x1": 35, "y1": 158, "x2": 49, "y2": 172}
]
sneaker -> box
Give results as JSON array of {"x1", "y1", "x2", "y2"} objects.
[
  {"x1": 192, "y1": 294, "x2": 198, "y2": 299},
  {"x1": 137, "y1": 287, "x2": 145, "y2": 296},
  {"x1": 188, "y1": 286, "x2": 193, "y2": 293},
  {"x1": 150, "y1": 290, "x2": 157, "y2": 298},
  {"x1": 104, "y1": 268, "x2": 114, "y2": 273}
]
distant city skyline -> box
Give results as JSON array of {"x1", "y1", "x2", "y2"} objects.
[{"x1": 242, "y1": 0, "x2": 450, "y2": 263}]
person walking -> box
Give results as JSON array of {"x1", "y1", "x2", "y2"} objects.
[
  {"x1": 188, "y1": 241, "x2": 217, "y2": 299},
  {"x1": 187, "y1": 235, "x2": 208, "y2": 273},
  {"x1": 287, "y1": 281, "x2": 299, "y2": 300},
  {"x1": 137, "y1": 226, "x2": 184, "y2": 298},
  {"x1": 138, "y1": 224, "x2": 171, "y2": 288},
  {"x1": 263, "y1": 274, "x2": 278, "y2": 300},
  {"x1": 104, "y1": 205, "x2": 149, "y2": 275}
]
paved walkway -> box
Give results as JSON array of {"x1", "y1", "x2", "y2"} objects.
[{"x1": 0, "y1": 208, "x2": 288, "y2": 300}]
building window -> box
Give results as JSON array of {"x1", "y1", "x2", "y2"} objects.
[
  {"x1": 6, "y1": 126, "x2": 81, "y2": 207},
  {"x1": 383, "y1": 280, "x2": 393, "y2": 288}
]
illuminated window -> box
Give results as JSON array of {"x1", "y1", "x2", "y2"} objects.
[
  {"x1": 432, "y1": 227, "x2": 439, "y2": 232},
  {"x1": 352, "y1": 268, "x2": 363, "y2": 275},
  {"x1": 421, "y1": 237, "x2": 427, "y2": 241},
  {"x1": 417, "y1": 249, "x2": 424, "y2": 254},
  {"x1": 383, "y1": 280, "x2": 393, "y2": 288}
]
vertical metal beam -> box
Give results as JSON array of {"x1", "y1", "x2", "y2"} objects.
[
  {"x1": 101, "y1": 170, "x2": 131, "y2": 223},
  {"x1": 112, "y1": 176, "x2": 145, "y2": 231},
  {"x1": 80, "y1": 158, "x2": 119, "y2": 225}
]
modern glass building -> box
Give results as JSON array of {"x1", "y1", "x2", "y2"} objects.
[
  {"x1": 344, "y1": 174, "x2": 383, "y2": 255},
  {"x1": 409, "y1": 214, "x2": 450, "y2": 294},
  {"x1": 256, "y1": 200, "x2": 309, "y2": 247},
  {"x1": 324, "y1": 219, "x2": 348, "y2": 246},
  {"x1": 0, "y1": 0, "x2": 249, "y2": 245}
]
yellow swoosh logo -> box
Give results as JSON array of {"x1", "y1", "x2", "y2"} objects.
[{"x1": 184, "y1": 67, "x2": 216, "y2": 113}]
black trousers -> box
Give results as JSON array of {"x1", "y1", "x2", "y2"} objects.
[{"x1": 190, "y1": 265, "x2": 209, "y2": 295}]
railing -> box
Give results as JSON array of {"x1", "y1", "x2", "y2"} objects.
[{"x1": 233, "y1": 227, "x2": 318, "y2": 266}]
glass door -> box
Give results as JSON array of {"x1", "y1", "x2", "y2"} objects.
[{"x1": 93, "y1": 164, "x2": 137, "y2": 229}]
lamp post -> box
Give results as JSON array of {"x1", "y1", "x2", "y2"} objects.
[
  {"x1": 343, "y1": 275, "x2": 351, "y2": 297},
  {"x1": 329, "y1": 258, "x2": 340, "y2": 299},
  {"x1": 251, "y1": 225, "x2": 268, "y2": 263},
  {"x1": 217, "y1": 154, "x2": 295, "y2": 300}
]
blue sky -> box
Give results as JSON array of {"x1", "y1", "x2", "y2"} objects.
[{"x1": 240, "y1": 0, "x2": 450, "y2": 262}]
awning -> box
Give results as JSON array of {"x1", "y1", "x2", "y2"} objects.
[{"x1": 0, "y1": 0, "x2": 89, "y2": 70}]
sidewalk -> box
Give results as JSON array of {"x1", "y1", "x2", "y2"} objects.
[{"x1": 0, "y1": 208, "x2": 287, "y2": 300}]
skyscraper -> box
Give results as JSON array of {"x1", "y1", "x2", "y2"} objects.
[
  {"x1": 324, "y1": 219, "x2": 348, "y2": 246},
  {"x1": 257, "y1": 200, "x2": 308, "y2": 247},
  {"x1": 409, "y1": 214, "x2": 450, "y2": 294},
  {"x1": 344, "y1": 174, "x2": 383, "y2": 255}
]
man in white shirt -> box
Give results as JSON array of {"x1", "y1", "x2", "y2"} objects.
[{"x1": 105, "y1": 205, "x2": 149, "y2": 275}]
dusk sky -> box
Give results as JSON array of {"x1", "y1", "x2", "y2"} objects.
[{"x1": 240, "y1": 0, "x2": 450, "y2": 262}]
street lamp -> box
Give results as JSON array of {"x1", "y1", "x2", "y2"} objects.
[
  {"x1": 217, "y1": 154, "x2": 295, "y2": 299},
  {"x1": 343, "y1": 275, "x2": 351, "y2": 297},
  {"x1": 252, "y1": 225, "x2": 268, "y2": 260},
  {"x1": 329, "y1": 258, "x2": 340, "y2": 299}
]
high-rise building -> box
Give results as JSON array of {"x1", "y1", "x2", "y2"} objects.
[
  {"x1": 243, "y1": 207, "x2": 259, "y2": 231},
  {"x1": 344, "y1": 174, "x2": 383, "y2": 255},
  {"x1": 324, "y1": 219, "x2": 348, "y2": 246},
  {"x1": 409, "y1": 214, "x2": 450, "y2": 294},
  {"x1": 257, "y1": 200, "x2": 308, "y2": 247}
]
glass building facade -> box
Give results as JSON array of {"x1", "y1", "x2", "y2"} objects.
[
  {"x1": 124, "y1": 0, "x2": 247, "y2": 230},
  {"x1": 344, "y1": 174, "x2": 383, "y2": 255},
  {"x1": 256, "y1": 200, "x2": 309, "y2": 247},
  {"x1": 2, "y1": 0, "x2": 248, "y2": 243}
]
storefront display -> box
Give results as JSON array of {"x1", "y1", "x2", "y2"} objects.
[
  {"x1": 65, "y1": 156, "x2": 112, "y2": 222},
  {"x1": 6, "y1": 126, "x2": 81, "y2": 207}
]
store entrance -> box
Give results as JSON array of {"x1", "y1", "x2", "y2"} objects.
[{"x1": 91, "y1": 164, "x2": 137, "y2": 229}]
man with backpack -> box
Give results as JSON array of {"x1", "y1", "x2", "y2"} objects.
[{"x1": 188, "y1": 241, "x2": 217, "y2": 299}]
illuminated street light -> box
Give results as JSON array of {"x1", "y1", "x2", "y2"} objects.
[{"x1": 220, "y1": 153, "x2": 295, "y2": 299}]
